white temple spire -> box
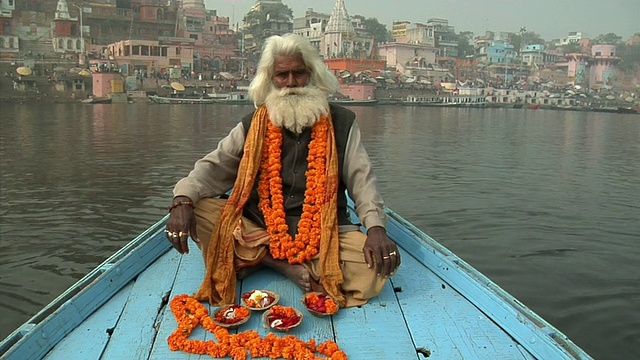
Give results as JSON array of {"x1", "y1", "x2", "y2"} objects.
[
  {"x1": 323, "y1": 0, "x2": 355, "y2": 58},
  {"x1": 325, "y1": 0, "x2": 354, "y2": 35},
  {"x1": 55, "y1": 0, "x2": 72, "y2": 21}
]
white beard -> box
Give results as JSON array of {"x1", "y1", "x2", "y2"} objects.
[{"x1": 264, "y1": 85, "x2": 330, "y2": 134}]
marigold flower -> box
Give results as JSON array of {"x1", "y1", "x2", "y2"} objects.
[{"x1": 258, "y1": 117, "x2": 329, "y2": 264}]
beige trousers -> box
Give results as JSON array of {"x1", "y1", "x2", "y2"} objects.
[{"x1": 193, "y1": 198, "x2": 386, "y2": 307}]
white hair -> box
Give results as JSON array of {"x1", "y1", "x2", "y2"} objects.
[{"x1": 248, "y1": 33, "x2": 339, "y2": 107}]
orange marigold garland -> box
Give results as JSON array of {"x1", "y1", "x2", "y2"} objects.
[
  {"x1": 168, "y1": 294, "x2": 347, "y2": 360},
  {"x1": 258, "y1": 116, "x2": 329, "y2": 264}
]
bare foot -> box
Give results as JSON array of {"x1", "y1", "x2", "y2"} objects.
[
  {"x1": 236, "y1": 263, "x2": 265, "y2": 280},
  {"x1": 262, "y1": 253, "x2": 314, "y2": 293}
]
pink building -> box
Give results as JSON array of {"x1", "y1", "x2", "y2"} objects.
[
  {"x1": 338, "y1": 83, "x2": 376, "y2": 100},
  {"x1": 107, "y1": 38, "x2": 195, "y2": 76},
  {"x1": 565, "y1": 53, "x2": 590, "y2": 86},
  {"x1": 589, "y1": 44, "x2": 619, "y2": 89}
]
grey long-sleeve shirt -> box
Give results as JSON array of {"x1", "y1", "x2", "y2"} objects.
[{"x1": 173, "y1": 120, "x2": 388, "y2": 231}]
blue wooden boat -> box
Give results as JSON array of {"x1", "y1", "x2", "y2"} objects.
[{"x1": 0, "y1": 202, "x2": 592, "y2": 359}]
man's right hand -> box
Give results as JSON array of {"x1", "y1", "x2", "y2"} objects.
[{"x1": 166, "y1": 196, "x2": 199, "y2": 254}]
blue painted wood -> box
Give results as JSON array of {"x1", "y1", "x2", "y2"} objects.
[
  {"x1": 392, "y1": 251, "x2": 528, "y2": 359},
  {"x1": 147, "y1": 244, "x2": 210, "y2": 360},
  {"x1": 0, "y1": 216, "x2": 171, "y2": 360},
  {"x1": 1, "y1": 205, "x2": 594, "y2": 360},
  {"x1": 383, "y1": 209, "x2": 592, "y2": 360},
  {"x1": 333, "y1": 281, "x2": 418, "y2": 359},
  {"x1": 101, "y1": 250, "x2": 182, "y2": 359},
  {"x1": 239, "y1": 269, "x2": 334, "y2": 342},
  {"x1": 42, "y1": 283, "x2": 133, "y2": 360}
]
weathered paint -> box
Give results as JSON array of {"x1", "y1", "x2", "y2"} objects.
[{"x1": 0, "y1": 207, "x2": 593, "y2": 360}]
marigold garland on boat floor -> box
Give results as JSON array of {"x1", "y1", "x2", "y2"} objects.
[{"x1": 168, "y1": 294, "x2": 348, "y2": 360}]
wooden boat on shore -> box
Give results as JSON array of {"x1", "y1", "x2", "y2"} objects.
[
  {"x1": 0, "y1": 201, "x2": 592, "y2": 360},
  {"x1": 81, "y1": 96, "x2": 112, "y2": 104},
  {"x1": 328, "y1": 99, "x2": 379, "y2": 106},
  {"x1": 148, "y1": 94, "x2": 217, "y2": 104},
  {"x1": 209, "y1": 92, "x2": 252, "y2": 105}
]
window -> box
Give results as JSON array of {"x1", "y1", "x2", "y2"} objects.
[
  {"x1": 176, "y1": 46, "x2": 181, "y2": 55},
  {"x1": 190, "y1": 34, "x2": 198, "y2": 41}
]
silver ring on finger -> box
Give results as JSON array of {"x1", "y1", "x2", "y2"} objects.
[
  {"x1": 171, "y1": 232, "x2": 179, "y2": 238},
  {"x1": 383, "y1": 256, "x2": 390, "y2": 259},
  {"x1": 389, "y1": 251, "x2": 397, "y2": 256}
]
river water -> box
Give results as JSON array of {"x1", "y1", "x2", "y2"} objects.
[{"x1": 0, "y1": 103, "x2": 638, "y2": 359}]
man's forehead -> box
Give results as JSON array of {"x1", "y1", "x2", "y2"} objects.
[{"x1": 274, "y1": 55, "x2": 306, "y2": 69}]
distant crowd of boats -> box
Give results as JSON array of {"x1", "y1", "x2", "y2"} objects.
[
  {"x1": 146, "y1": 92, "x2": 381, "y2": 106},
  {"x1": 95, "y1": 82, "x2": 638, "y2": 115}
]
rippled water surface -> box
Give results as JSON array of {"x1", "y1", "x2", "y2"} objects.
[{"x1": 1, "y1": 103, "x2": 638, "y2": 359}]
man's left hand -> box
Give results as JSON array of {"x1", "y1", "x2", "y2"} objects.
[{"x1": 363, "y1": 226, "x2": 401, "y2": 278}]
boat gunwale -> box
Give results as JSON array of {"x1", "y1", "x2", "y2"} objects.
[
  {"x1": 0, "y1": 215, "x2": 171, "y2": 359},
  {"x1": 0, "y1": 207, "x2": 592, "y2": 360},
  {"x1": 382, "y1": 208, "x2": 592, "y2": 360}
]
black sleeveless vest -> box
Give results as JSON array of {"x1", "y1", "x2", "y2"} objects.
[{"x1": 240, "y1": 104, "x2": 355, "y2": 237}]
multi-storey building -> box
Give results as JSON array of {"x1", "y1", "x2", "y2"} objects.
[
  {"x1": 292, "y1": 8, "x2": 330, "y2": 52},
  {"x1": 242, "y1": 0, "x2": 292, "y2": 53},
  {"x1": 176, "y1": 0, "x2": 235, "y2": 72},
  {"x1": 555, "y1": 31, "x2": 583, "y2": 47},
  {"x1": 391, "y1": 21, "x2": 410, "y2": 42},
  {"x1": 0, "y1": 0, "x2": 240, "y2": 74},
  {"x1": 0, "y1": 0, "x2": 18, "y2": 54},
  {"x1": 589, "y1": 44, "x2": 619, "y2": 89},
  {"x1": 427, "y1": 18, "x2": 458, "y2": 58},
  {"x1": 107, "y1": 37, "x2": 195, "y2": 77}
]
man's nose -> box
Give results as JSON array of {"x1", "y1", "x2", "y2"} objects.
[{"x1": 285, "y1": 73, "x2": 297, "y2": 87}]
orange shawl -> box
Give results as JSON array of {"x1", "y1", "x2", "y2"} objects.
[{"x1": 194, "y1": 105, "x2": 345, "y2": 306}]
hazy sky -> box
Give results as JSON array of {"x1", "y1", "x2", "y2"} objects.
[{"x1": 205, "y1": 0, "x2": 640, "y2": 40}]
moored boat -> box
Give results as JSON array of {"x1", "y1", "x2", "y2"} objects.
[
  {"x1": 81, "y1": 97, "x2": 112, "y2": 104},
  {"x1": 0, "y1": 202, "x2": 592, "y2": 360},
  {"x1": 210, "y1": 92, "x2": 252, "y2": 105},
  {"x1": 403, "y1": 94, "x2": 487, "y2": 107},
  {"x1": 148, "y1": 94, "x2": 217, "y2": 104},
  {"x1": 329, "y1": 99, "x2": 379, "y2": 106}
]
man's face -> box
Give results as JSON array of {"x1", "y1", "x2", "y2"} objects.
[{"x1": 272, "y1": 55, "x2": 309, "y2": 89}]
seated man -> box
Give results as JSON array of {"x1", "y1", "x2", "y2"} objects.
[{"x1": 166, "y1": 33, "x2": 400, "y2": 308}]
